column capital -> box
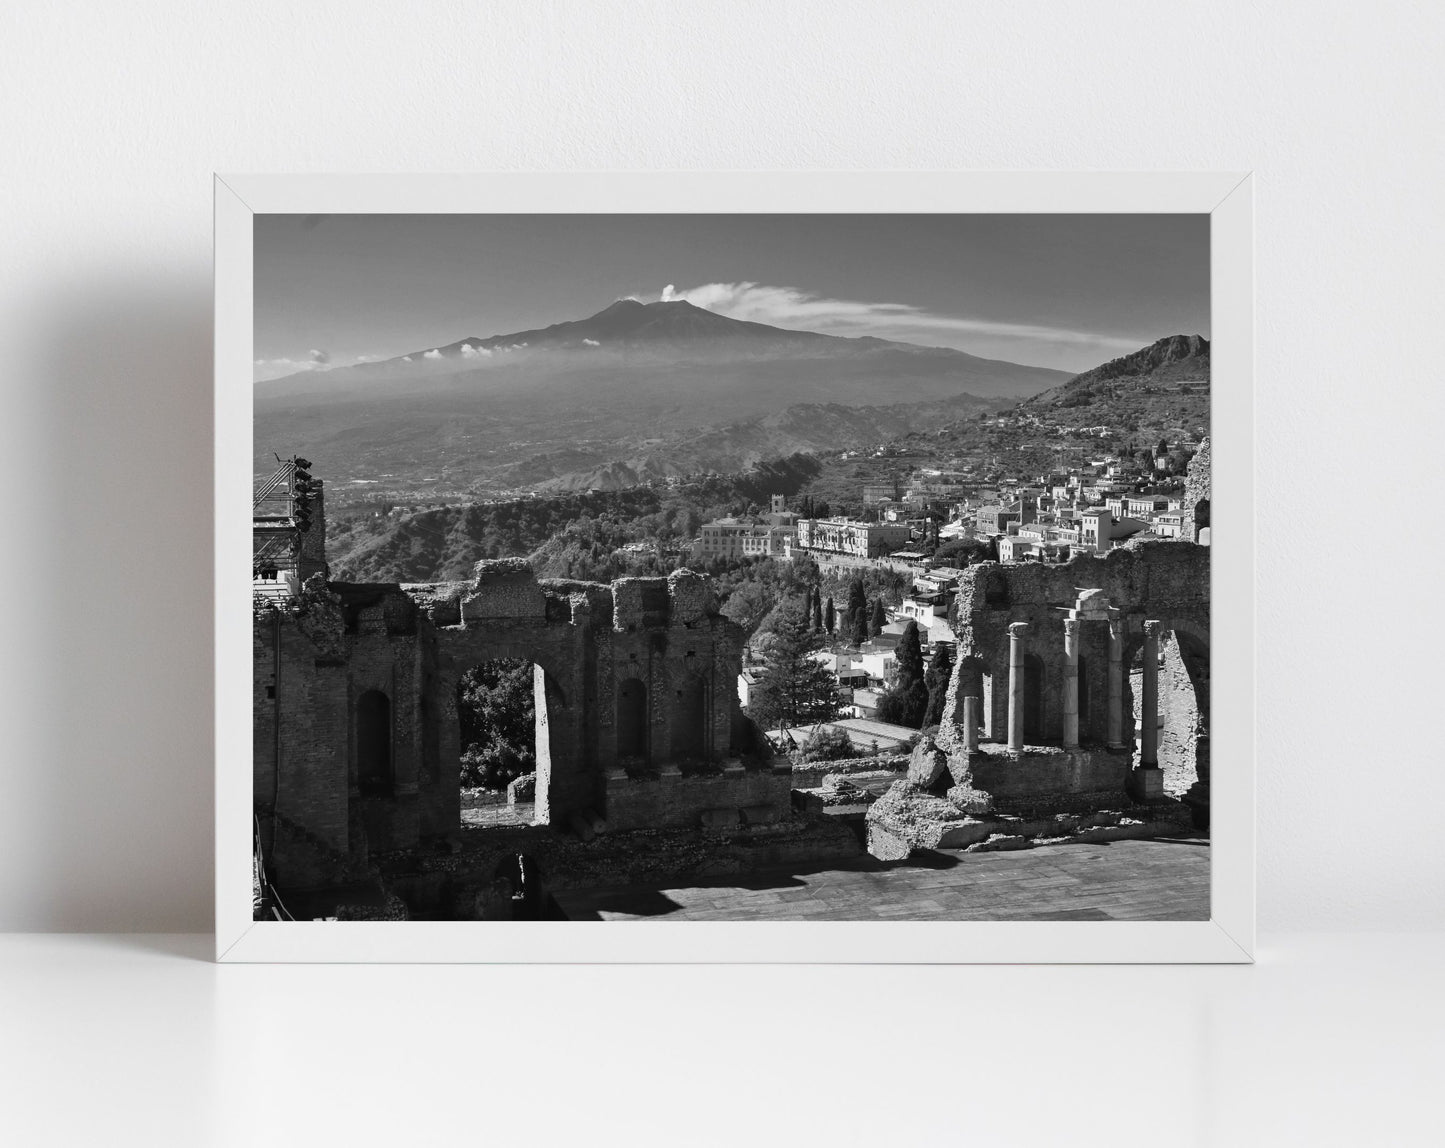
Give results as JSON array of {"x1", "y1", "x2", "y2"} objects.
[
  {"x1": 1008, "y1": 621, "x2": 1030, "y2": 639},
  {"x1": 1143, "y1": 618, "x2": 1164, "y2": 639},
  {"x1": 1062, "y1": 617, "x2": 1080, "y2": 638}
]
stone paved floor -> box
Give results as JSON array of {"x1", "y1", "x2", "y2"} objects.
[
  {"x1": 461, "y1": 802, "x2": 534, "y2": 828},
  {"x1": 554, "y1": 837, "x2": 1209, "y2": 921}
]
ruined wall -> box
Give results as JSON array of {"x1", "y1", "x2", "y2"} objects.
[
  {"x1": 1154, "y1": 632, "x2": 1204, "y2": 795},
  {"x1": 255, "y1": 561, "x2": 765, "y2": 887},
  {"x1": 1185, "y1": 437, "x2": 1211, "y2": 543},
  {"x1": 940, "y1": 541, "x2": 1210, "y2": 755}
]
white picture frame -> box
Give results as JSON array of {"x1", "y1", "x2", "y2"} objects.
[{"x1": 216, "y1": 171, "x2": 1254, "y2": 963}]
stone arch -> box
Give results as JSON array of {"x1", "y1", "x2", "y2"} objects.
[
  {"x1": 356, "y1": 689, "x2": 393, "y2": 797},
  {"x1": 616, "y1": 676, "x2": 648, "y2": 763}
]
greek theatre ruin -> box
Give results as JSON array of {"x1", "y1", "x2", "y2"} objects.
[
  {"x1": 868, "y1": 541, "x2": 1210, "y2": 859},
  {"x1": 253, "y1": 469, "x2": 787, "y2": 894}
]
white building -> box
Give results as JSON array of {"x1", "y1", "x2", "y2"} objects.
[{"x1": 795, "y1": 517, "x2": 912, "y2": 558}]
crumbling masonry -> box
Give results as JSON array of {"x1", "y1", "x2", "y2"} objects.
[
  {"x1": 254, "y1": 482, "x2": 786, "y2": 892},
  {"x1": 867, "y1": 540, "x2": 1209, "y2": 858}
]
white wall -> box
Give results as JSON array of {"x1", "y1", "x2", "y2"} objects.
[{"x1": 3, "y1": 0, "x2": 1441, "y2": 932}]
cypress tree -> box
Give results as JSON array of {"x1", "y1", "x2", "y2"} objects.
[
  {"x1": 847, "y1": 577, "x2": 868, "y2": 646},
  {"x1": 823, "y1": 595, "x2": 836, "y2": 635},
  {"x1": 922, "y1": 643, "x2": 954, "y2": 728},
  {"x1": 877, "y1": 621, "x2": 929, "y2": 727},
  {"x1": 869, "y1": 597, "x2": 886, "y2": 637},
  {"x1": 810, "y1": 588, "x2": 823, "y2": 632}
]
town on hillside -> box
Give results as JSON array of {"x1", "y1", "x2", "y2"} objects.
[{"x1": 722, "y1": 438, "x2": 1209, "y2": 748}]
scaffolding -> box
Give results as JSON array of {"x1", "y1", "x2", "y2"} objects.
[{"x1": 253, "y1": 457, "x2": 315, "y2": 584}]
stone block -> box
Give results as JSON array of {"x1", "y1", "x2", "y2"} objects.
[
  {"x1": 506, "y1": 773, "x2": 536, "y2": 805},
  {"x1": 667, "y1": 568, "x2": 715, "y2": 624},
  {"x1": 568, "y1": 810, "x2": 597, "y2": 842},
  {"x1": 700, "y1": 807, "x2": 739, "y2": 830},
  {"x1": 906, "y1": 736, "x2": 949, "y2": 788},
  {"x1": 1127, "y1": 766, "x2": 1165, "y2": 802},
  {"x1": 462, "y1": 559, "x2": 546, "y2": 621},
  {"x1": 611, "y1": 577, "x2": 671, "y2": 631},
  {"x1": 866, "y1": 822, "x2": 913, "y2": 861}
]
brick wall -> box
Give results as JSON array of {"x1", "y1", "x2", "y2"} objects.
[{"x1": 255, "y1": 562, "x2": 781, "y2": 886}]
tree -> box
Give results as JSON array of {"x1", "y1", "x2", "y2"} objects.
[
  {"x1": 875, "y1": 621, "x2": 929, "y2": 728},
  {"x1": 458, "y1": 658, "x2": 537, "y2": 789},
  {"x1": 746, "y1": 602, "x2": 842, "y2": 730},
  {"x1": 869, "y1": 598, "x2": 886, "y2": 637},
  {"x1": 810, "y1": 588, "x2": 824, "y2": 632},
  {"x1": 796, "y1": 725, "x2": 858, "y2": 763},
  {"x1": 823, "y1": 595, "x2": 836, "y2": 635},
  {"x1": 922, "y1": 643, "x2": 954, "y2": 727},
  {"x1": 847, "y1": 577, "x2": 869, "y2": 646}
]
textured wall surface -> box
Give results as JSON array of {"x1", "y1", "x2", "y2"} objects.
[{"x1": 2, "y1": 1, "x2": 1443, "y2": 931}]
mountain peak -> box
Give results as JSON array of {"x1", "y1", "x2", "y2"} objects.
[
  {"x1": 1021, "y1": 334, "x2": 1210, "y2": 408},
  {"x1": 593, "y1": 298, "x2": 646, "y2": 316}
]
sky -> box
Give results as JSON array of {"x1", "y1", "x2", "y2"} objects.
[{"x1": 253, "y1": 213, "x2": 1209, "y2": 380}]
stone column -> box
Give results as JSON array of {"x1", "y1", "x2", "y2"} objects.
[
  {"x1": 1140, "y1": 620, "x2": 1161, "y2": 768},
  {"x1": 963, "y1": 695, "x2": 979, "y2": 751},
  {"x1": 1007, "y1": 622, "x2": 1029, "y2": 753},
  {"x1": 1107, "y1": 616, "x2": 1125, "y2": 749},
  {"x1": 1062, "y1": 618, "x2": 1080, "y2": 749}
]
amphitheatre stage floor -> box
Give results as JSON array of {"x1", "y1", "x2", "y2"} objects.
[{"x1": 554, "y1": 837, "x2": 1209, "y2": 922}]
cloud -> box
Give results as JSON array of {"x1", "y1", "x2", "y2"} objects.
[
  {"x1": 582, "y1": 338, "x2": 600, "y2": 346},
  {"x1": 459, "y1": 343, "x2": 491, "y2": 359},
  {"x1": 252, "y1": 347, "x2": 391, "y2": 382},
  {"x1": 402, "y1": 355, "x2": 412, "y2": 362},
  {"x1": 655, "y1": 281, "x2": 1143, "y2": 353},
  {"x1": 423, "y1": 349, "x2": 442, "y2": 360}
]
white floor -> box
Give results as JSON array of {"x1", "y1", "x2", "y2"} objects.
[{"x1": 2, "y1": 932, "x2": 1440, "y2": 1147}]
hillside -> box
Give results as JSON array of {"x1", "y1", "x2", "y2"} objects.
[
  {"x1": 326, "y1": 456, "x2": 823, "y2": 583},
  {"x1": 255, "y1": 299, "x2": 1066, "y2": 496},
  {"x1": 1022, "y1": 334, "x2": 1209, "y2": 407},
  {"x1": 1015, "y1": 334, "x2": 1210, "y2": 440}
]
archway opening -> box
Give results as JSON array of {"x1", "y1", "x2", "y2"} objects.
[
  {"x1": 1127, "y1": 625, "x2": 1209, "y2": 799},
  {"x1": 456, "y1": 658, "x2": 553, "y2": 828},
  {"x1": 616, "y1": 677, "x2": 648, "y2": 764},
  {"x1": 356, "y1": 690, "x2": 393, "y2": 797}
]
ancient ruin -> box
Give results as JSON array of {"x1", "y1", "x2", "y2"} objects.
[
  {"x1": 253, "y1": 462, "x2": 1210, "y2": 917},
  {"x1": 866, "y1": 540, "x2": 1209, "y2": 858},
  {"x1": 253, "y1": 474, "x2": 795, "y2": 908}
]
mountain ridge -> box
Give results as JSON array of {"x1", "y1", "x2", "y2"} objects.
[{"x1": 1022, "y1": 334, "x2": 1209, "y2": 408}]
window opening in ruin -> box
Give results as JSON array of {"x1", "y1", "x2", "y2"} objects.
[
  {"x1": 1077, "y1": 653, "x2": 1092, "y2": 744},
  {"x1": 356, "y1": 690, "x2": 393, "y2": 797},
  {"x1": 457, "y1": 658, "x2": 552, "y2": 829},
  {"x1": 616, "y1": 677, "x2": 648, "y2": 764}
]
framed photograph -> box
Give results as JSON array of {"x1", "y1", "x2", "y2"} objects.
[{"x1": 216, "y1": 172, "x2": 1253, "y2": 962}]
